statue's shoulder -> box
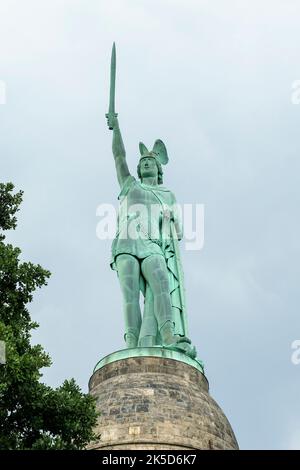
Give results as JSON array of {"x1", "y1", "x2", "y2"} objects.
[
  {"x1": 158, "y1": 186, "x2": 177, "y2": 201},
  {"x1": 137, "y1": 182, "x2": 170, "y2": 193},
  {"x1": 156, "y1": 185, "x2": 171, "y2": 192}
]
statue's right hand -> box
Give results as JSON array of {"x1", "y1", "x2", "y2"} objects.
[{"x1": 106, "y1": 113, "x2": 118, "y2": 130}]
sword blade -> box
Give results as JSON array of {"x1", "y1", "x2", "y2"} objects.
[{"x1": 108, "y1": 42, "x2": 116, "y2": 114}]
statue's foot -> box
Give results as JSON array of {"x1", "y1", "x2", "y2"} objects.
[
  {"x1": 138, "y1": 335, "x2": 156, "y2": 347},
  {"x1": 125, "y1": 333, "x2": 138, "y2": 348}
]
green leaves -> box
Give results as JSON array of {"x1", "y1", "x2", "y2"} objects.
[
  {"x1": 0, "y1": 183, "x2": 23, "y2": 235},
  {"x1": 0, "y1": 183, "x2": 98, "y2": 449}
]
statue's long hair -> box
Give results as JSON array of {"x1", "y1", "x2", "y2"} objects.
[{"x1": 137, "y1": 158, "x2": 163, "y2": 185}]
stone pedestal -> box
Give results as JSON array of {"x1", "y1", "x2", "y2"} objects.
[{"x1": 88, "y1": 348, "x2": 238, "y2": 450}]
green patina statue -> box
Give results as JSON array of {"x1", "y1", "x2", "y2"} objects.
[{"x1": 106, "y1": 44, "x2": 196, "y2": 359}]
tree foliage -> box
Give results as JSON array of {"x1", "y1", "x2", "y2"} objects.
[{"x1": 0, "y1": 183, "x2": 98, "y2": 449}]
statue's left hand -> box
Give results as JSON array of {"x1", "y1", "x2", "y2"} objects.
[{"x1": 162, "y1": 209, "x2": 174, "y2": 221}]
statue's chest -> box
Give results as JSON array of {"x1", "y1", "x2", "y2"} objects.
[{"x1": 126, "y1": 185, "x2": 172, "y2": 208}]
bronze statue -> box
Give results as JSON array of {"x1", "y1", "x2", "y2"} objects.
[{"x1": 106, "y1": 43, "x2": 196, "y2": 359}]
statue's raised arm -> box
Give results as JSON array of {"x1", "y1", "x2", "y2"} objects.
[
  {"x1": 107, "y1": 116, "x2": 131, "y2": 187},
  {"x1": 106, "y1": 43, "x2": 130, "y2": 188}
]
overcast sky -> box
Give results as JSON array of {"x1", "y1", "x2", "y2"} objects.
[{"x1": 1, "y1": 0, "x2": 300, "y2": 450}]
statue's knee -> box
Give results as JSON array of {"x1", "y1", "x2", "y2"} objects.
[{"x1": 153, "y1": 269, "x2": 169, "y2": 292}]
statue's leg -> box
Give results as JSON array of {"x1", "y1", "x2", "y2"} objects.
[
  {"x1": 141, "y1": 254, "x2": 197, "y2": 358},
  {"x1": 141, "y1": 254, "x2": 178, "y2": 346},
  {"x1": 138, "y1": 284, "x2": 157, "y2": 347},
  {"x1": 116, "y1": 254, "x2": 142, "y2": 348}
]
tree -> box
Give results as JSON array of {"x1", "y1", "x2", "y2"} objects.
[{"x1": 0, "y1": 183, "x2": 98, "y2": 449}]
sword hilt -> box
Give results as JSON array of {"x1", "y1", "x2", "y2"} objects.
[{"x1": 105, "y1": 112, "x2": 118, "y2": 130}]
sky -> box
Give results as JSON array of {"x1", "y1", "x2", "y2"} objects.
[{"x1": 1, "y1": 0, "x2": 300, "y2": 450}]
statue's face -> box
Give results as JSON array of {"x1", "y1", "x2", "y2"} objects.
[{"x1": 140, "y1": 156, "x2": 158, "y2": 179}]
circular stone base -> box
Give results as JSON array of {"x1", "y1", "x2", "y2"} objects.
[{"x1": 88, "y1": 350, "x2": 238, "y2": 450}]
